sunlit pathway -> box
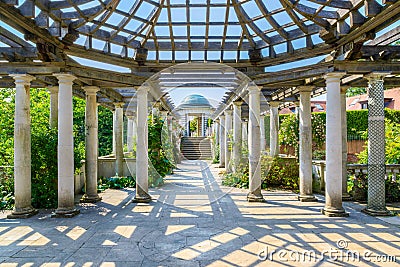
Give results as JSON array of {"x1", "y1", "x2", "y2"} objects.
[{"x1": 0, "y1": 160, "x2": 400, "y2": 266}]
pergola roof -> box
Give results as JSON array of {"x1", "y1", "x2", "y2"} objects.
[{"x1": 0, "y1": 0, "x2": 400, "y2": 113}]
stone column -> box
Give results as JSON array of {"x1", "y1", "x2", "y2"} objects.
[
  {"x1": 219, "y1": 115, "x2": 226, "y2": 167},
  {"x1": 322, "y1": 72, "x2": 348, "y2": 217},
  {"x1": 363, "y1": 73, "x2": 391, "y2": 216},
  {"x1": 232, "y1": 100, "x2": 243, "y2": 172},
  {"x1": 260, "y1": 114, "x2": 266, "y2": 152},
  {"x1": 7, "y1": 74, "x2": 37, "y2": 219},
  {"x1": 247, "y1": 86, "x2": 264, "y2": 202},
  {"x1": 298, "y1": 87, "x2": 317, "y2": 202},
  {"x1": 81, "y1": 86, "x2": 101, "y2": 203},
  {"x1": 48, "y1": 86, "x2": 58, "y2": 129},
  {"x1": 186, "y1": 114, "x2": 190, "y2": 136},
  {"x1": 224, "y1": 109, "x2": 233, "y2": 173},
  {"x1": 242, "y1": 119, "x2": 248, "y2": 148},
  {"x1": 114, "y1": 103, "x2": 124, "y2": 177},
  {"x1": 214, "y1": 119, "x2": 220, "y2": 146},
  {"x1": 341, "y1": 88, "x2": 352, "y2": 201},
  {"x1": 133, "y1": 86, "x2": 151, "y2": 202},
  {"x1": 269, "y1": 101, "x2": 280, "y2": 157},
  {"x1": 127, "y1": 115, "x2": 134, "y2": 153},
  {"x1": 53, "y1": 73, "x2": 79, "y2": 217}
]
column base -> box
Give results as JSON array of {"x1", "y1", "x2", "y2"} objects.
[
  {"x1": 80, "y1": 195, "x2": 102, "y2": 203},
  {"x1": 298, "y1": 195, "x2": 318, "y2": 202},
  {"x1": 7, "y1": 207, "x2": 38, "y2": 219},
  {"x1": 247, "y1": 193, "x2": 265, "y2": 203},
  {"x1": 321, "y1": 207, "x2": 349, "y2": 217},
  {"x1": 51, "y1": 208, "x2": 80, "y2": 218},
  {"x1": 132, "y1": 195, "x2": 152, "y2": 203},
  {"x1": 218, "y1": 164, "x2": 225, "y2": 168},
  {"x1": 362, "y1": 208, "x2": 392, "y2": 217},
  {"x1": 342, "y1": 193, "x2": 353, "y2": 201}
]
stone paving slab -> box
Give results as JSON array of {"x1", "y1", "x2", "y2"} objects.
[{"x1": 0, "y1": 160, "x2": 400, "y2": 266}]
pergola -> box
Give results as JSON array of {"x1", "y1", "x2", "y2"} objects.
[{"x1": 1, "y1": 0, "x2": 400, "y2": 218}]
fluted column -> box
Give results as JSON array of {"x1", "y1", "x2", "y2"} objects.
[
  {"x1": 114, "y1": 103, "x2": 124, "y2": 176},
  {"x1": 269, "y1": 101, "x2": 280, "y2": 157},
  {"x1": 7, "y1": 74, "x2": 37, "y2": 219},
  {"x1": 219, "y1": 115, "x2": 225, "y2": 167},
  {"x1": 298, "y1": 87, "x2": 317, "y2": 202},
  {"x1": 341, "y1": 88, "x2": 352, "y2": 201},
  {"x1": 247, "y1": 86, "x2": 264, "y2": 202},
  {"x1": 224, "y1": 109, "x2": 233, "y2": 173},
  {"x1": 322, "y1": 72, "x2": 348, "y2": 217},
  {"x1": 53, "y1": 73, "x2": 79, "y2": 217},
  {"x1": 133, "y1": 86, "x2": 151, "y2": 202},
  {"x1": 232, "y1": 100, "x2": 243, "y2": 172},
  {"x1": 81, "y1": 86, "x2": 101, "y2": 203},
  {"x1": 48, "y1": 86, "x2": 59, "y2": 129},
  {"x1": 363, "y1": 73, "x2": 391, "y2": 216},
  {"x1": 127, "y1": 115, "x2": 134, "y2": 153}
]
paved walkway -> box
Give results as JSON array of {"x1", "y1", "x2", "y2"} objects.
[{"x1": 1, "y1": 160, "x2": 400, "y2": 266}]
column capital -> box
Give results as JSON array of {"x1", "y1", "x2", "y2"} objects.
[
  {"x1": 324, "y1": 71, "x2": 346, "y2": 81},
  {"x1": 126, "y1": 111, "x2": 136, "y2": 117},
  {"x1": 10, "y1": 73, "x2": 35, "y2": 84},
  {"x1": 224, "y1": 109, "x2": 233, "y2": 116},
  {"x1": 137, "y1": 86, "x2": 150, "y2": 94},
  {"x1": 114, "y1": 102, "x2": 125, "y2": 108},
  {"x1": 233, "y1": 99, "x2": 243, "y2": 106},
  {"x1": 248, "y1": 85, "x2": 261, "y2": 93},
  {"x1": 83, "y1": 86, "x2": 100, "y2": 95},
  {"x1": 53, "y1": 73, "x2": 76, "y2": 84},
  {"x1": 219, "y1": 114, "x2": 225, "y2": 119},
  {"x1": 269, "y1": 101, "x2": 280, "y2": 108},
  {"x1": 297, "y1": 86, "x2": 314, "y2": 93},
  {"x1": 365, "y1": 72, "x2": 391, "y2": 82},
  {"x1": 214, "y1": 118, "x2": 220, "y2": 122},
  {"x1": 47, "y1": 86, "x2": 59, "y2": 94}
]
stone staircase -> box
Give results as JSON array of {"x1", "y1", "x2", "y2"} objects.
[{"x1": 180, "y1": 137, "x2": 212, "y2": 160}]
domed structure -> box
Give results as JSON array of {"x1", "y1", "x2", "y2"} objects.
[{"x1": 179, "y1": 94, "x2": 212, "y2": 108}]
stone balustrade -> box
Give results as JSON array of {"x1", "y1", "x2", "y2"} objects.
[{"x1": 312, "y1": 161, "x2": 400, "y2": 194}]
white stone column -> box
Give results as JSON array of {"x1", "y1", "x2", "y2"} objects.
[
  {"x1": 341, "y1": 88, "x2": 352, "y2": 201},
  {"x1": 48, "y1": 86, "x2": 58, "y2": 129},
  {"x1": 242, "y1": 119, "x2": 248, "y2": 148},
  {"x1": 269, "y1": 101, "x2": 280, "y2": 157},
  {"x1": 219, "y1": 115, "x2": 226, "y2": 167},
  {"x1": 224, "y1": 109, "x2": 233, "y2": 173},
  {"x1": 298, "y1": 87, "x2": 317, "y2": 202},
  {"x1": 53, "y1": 73, "x2": 79, "y2": 217},
  {"x1": 232, "y1": 100, "x2": 243, "y2": 172},
  {"x1": 127, "y1": 115, "x2": 134, "y2": 153},
  {"x1": 133, "y1": 86, "x2": 151, "y2": 202},
  {"x1": 247, "y1": 86, "x2": 264, "y2": 202},
  {"x1": 81, "y1": 86, "x2": 101, "y2": 203},
  {"x1": 322, "y1": 72, "x2": 348, "y2": 217},
  {"x1": 260, "y1": 114, "x2": 266, "y2": 152},
  {"x1": 363, "y1": 73, "x2": 391, "y2": 216},
  {"x1": 114, "y1": 103, "x2": 124, "y2": 177},
  {"x1": 214, "y1": 119, "x2": 220, "y2": 146},
  {"x1": 7, "y1": 74, "x2": 37, "y2": 219}
]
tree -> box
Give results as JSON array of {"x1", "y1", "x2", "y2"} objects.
[{"x1": 346, "y1": 87, "x2": 367, "y2": 97}]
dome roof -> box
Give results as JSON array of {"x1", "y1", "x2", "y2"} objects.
[{"x1": 179, "y1": 94, "x2": 212, "y2": 108}]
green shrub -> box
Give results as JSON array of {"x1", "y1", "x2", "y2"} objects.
[
  {"x1": 148, "y1": 115, "x2": 175, "y2": 187},
  {"x1": 100, "y1": 176, "x2": 136, "y2": 189},
  {"x1": 222, "y1": 156, "x2": 299, "y2": 191}
]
